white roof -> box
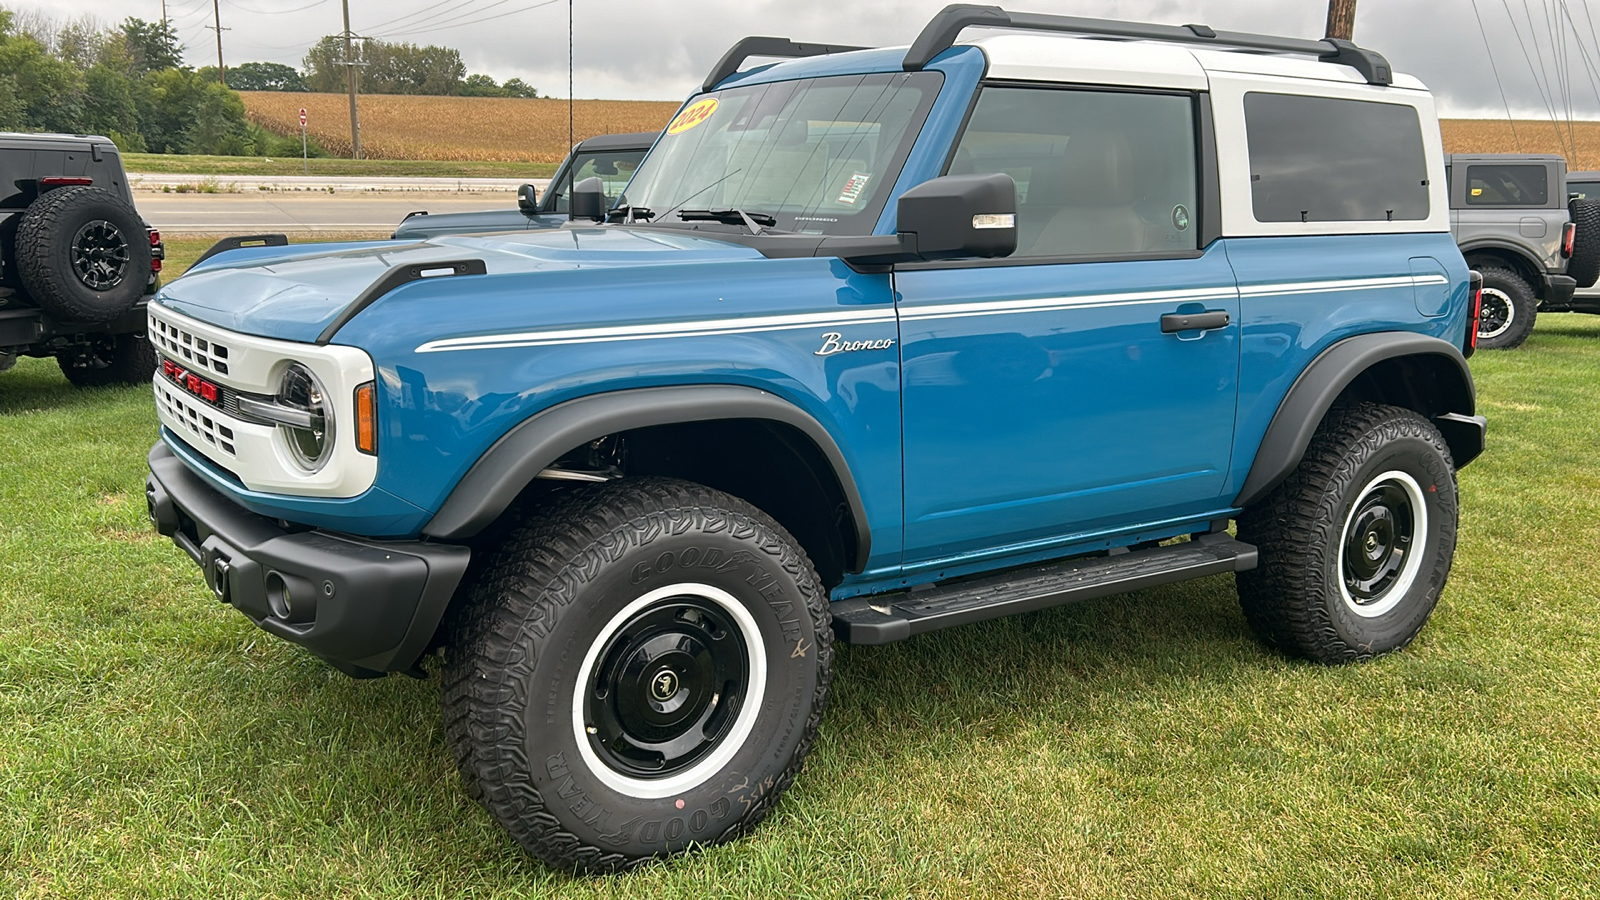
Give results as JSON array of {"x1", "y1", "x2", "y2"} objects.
[{"x1": 963, "y1": 33, "x2": 1427, "y2": 93}]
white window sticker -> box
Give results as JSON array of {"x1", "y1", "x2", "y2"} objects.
[{"x1": 837, "y1": 172, "x2": 871, "y2": 205}]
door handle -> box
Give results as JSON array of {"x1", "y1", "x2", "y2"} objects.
[{"x1": 1160, "y1": 309, "x2": 1231, "y2": 333}]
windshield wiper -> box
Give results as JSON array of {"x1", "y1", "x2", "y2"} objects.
[
  {"x1": 605, "y1": 204, "x2": 654, "y2": 224},
  {"x1": 676, "y1": 208, "x2": 776, "y2": 235}
]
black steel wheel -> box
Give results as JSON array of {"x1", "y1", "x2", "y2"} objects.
[
  {"x1": 70, "y1": 219, "x2": 131, "y2": 291},
  {"x1": 583, "y1": 592, "x2": 755, "y2": 783},
  {"x1": 1338, "y1": 472, "x2": 1424, "y2": 613}
]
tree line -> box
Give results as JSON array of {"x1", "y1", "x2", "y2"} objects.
[
  {"x1": 0, "y1": 11, "x2": 312, "y2": 156},
  {"x1": 265, "y1": 36, "x2": 537, "y2": 98},
  {"x1": 0, "y1": 8, "x2": 542, "y2": 157}
]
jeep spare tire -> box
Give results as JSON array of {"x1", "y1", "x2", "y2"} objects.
[
  {"x1": 1567, "y1": 197, "x2": 1600, "y2": 289},
  {"x1": 15, "y1": 185, "x2": 151, "y2": 323}
]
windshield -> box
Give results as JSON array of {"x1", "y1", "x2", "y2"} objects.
[
  {"x1": 543, "y1": 148, "x2": 648, "y2": 214},
  {"x1": 620, "y1": 71, "x2": 942, "y2": 235}
]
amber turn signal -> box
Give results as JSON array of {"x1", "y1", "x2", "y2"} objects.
[{"x1": 354, "y1": 382, "x2": 377, "y2": 455}]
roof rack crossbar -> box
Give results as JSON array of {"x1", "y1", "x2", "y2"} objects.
[
  {"x1": 703, "y1": 37, "x2": 871, "y2": 92},
  {"x1": 902, "y1": 4, "x2": 1393, "y2": 86}
]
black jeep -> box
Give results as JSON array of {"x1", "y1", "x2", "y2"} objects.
[{"x1": 0, "y1": 132, "x2": 164, "y2": 386}]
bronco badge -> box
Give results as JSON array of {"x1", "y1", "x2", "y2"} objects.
[{"x1": 815, "y1": 332, "x2": 896, "y2": 356}]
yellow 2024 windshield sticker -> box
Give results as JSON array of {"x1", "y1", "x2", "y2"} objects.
[{"x1": 667, "y1": 98, "x2": 719, "y2": 135}]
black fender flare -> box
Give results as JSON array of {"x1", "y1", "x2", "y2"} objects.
[
  {"x1": 1456, "y1": 239, "x2": 1548, "y2": 283},
  {"x1": 1233, "y1": 332, "x2": 1482, "y2": 509},
  {"x1": 422, "y1": 384, "x2": 872, "y2": 570}
]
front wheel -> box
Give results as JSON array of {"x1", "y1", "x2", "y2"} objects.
[
  {"x1": 1236, "y1": 402, "x2": 1459, "y2": 664},
  {"x1": 443, "y1": 478, "x2": 832, "y2": 874}
]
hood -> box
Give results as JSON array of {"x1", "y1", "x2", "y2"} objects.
[
  {"x1": 155, "y1": 227, "x2": 764, "y2": 343},
  {"x1": 389, "y1": 208, "x2": 563, "y2": 239}
]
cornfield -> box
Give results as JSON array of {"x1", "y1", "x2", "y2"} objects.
[
  {"x1": 1442, "y1": 118, "x2": 1600, "y2": 171},
  {"x1": 240, "y1": 98, "x2": 1600, "y2": 170},
  {"x1": 240, "y1": 92, "x2": 680, "y2": 163}
]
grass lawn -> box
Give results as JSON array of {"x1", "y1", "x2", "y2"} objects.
[
  {"x1": 3, "y1": 300, "x2": 1600, "y2": 896},
  {"x1": 124, "y1": 153, "x2": 557, "y2": 180}
]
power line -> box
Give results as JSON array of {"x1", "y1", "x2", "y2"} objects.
[
  {"x1": 1471, "y1": 0, "x2": 1523, "y2": 151},
  {"x1": 1502, "y1": 0, "x2": 1572, "y2": 160},
  {"x1": 368, "y1": 0, "x2": 557, "y2": 38},
  {"x1": 226, "y1": 0, "x2": 331, "y2": 14},
  {"x1": 373, "y1": 0, "x2": 561, "y2": 38},
  {"x1": 359, "y1": 0, "x2": 490, "y2": 37}
]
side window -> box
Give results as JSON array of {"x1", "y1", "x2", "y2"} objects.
[
  {"x1": 1243, "y1": 92, "x2": 1429, "y2": 222},
  {"x1": 1571, "y1": 181, "x2": 1600, "y2": 201},
  {"x1": 948, "y1": 87, "x2": 1199, "y2": 259},
  {"x1": 1464, "y1": 165, "x2": 1551, "y2": 206},
  {"x1": 547, "y1": 151, "x2": 646, "y2": 214}
]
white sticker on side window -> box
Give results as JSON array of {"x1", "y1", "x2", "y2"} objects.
[{"x1": 837, "y1": 172, "x2": 871, "y2": 205}]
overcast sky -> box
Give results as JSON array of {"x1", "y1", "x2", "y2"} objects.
[{"x1": 20, "y1": 0, "x2": 1600, "y2": 118}]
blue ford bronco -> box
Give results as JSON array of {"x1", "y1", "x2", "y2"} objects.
[{"x1": 144, "y1": 5, "x2": 1487, "y2": 873}]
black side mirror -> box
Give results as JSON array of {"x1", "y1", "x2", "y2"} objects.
[
  {"x1": 517, "y1": 183, "x2": 539, "y2": 213},
  {"x1": 819, "y1": 172, "x2": 1017, "y2": 266},
  {"x1": 895, "y1": 172, "x2": 1017, "y2": 260},
  {"x1": 569, "y1": 176, "x2": 607, "y2": 222}
]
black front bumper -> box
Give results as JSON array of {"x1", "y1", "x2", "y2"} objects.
[{"x1": 146, "y1": 442, "x2": 470, "y2": 676}]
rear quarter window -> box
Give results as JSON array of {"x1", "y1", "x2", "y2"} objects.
[
  {"x1": 1243, "y1": 92, "x2": 1430, "y2": 223},
  {"x1": 1567, "y1": 180, "x2": 1599, "y2": 201},
  {"x1": 1465, "y1": 164, "x2": 1549, "y2": 206}
]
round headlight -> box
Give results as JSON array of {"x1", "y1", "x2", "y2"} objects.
[{"x1": 278, "y1": 362, "x2": 334, "y2": 471}]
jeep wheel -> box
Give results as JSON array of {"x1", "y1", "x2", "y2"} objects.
[
  {"x1": 15, "y1": 186, "x2": 151, "y2": 323},
  {"x1": 443, "y1": 478, "x2": 832, "y2": 873},
  {"x1": 1235, "y1": 402, "x2": 1458, "y2": 664},
  {"x1": 1474, "y1": 266, "x2": 1537, "y2": 349},
  {"x1": 56, "y1": 333, "x2": 159, "y2": 387},
  {"x1": 1567, "y1": 198, "x2": 1600, "y2": 288}
]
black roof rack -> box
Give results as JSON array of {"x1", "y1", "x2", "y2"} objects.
[
  {"x1": 902, "y1": 4, "x2": 1393, "y2": 86},
  {"x1": 703, "y1": 37, "x2": 870, "y2": 92}
]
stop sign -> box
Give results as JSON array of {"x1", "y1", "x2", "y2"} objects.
[{"x1": 299, "y1": 108, "x2": 307, "y2": 127}]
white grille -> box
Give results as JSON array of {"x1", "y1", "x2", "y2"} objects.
[
  {"x1": 146, "y1": 302, "x2": 378, "y2": 498},
  {"x1": 156, "y1": 379, "x2": 237, "y2": 456},
  {"x1": 150, "y1": 313, "x2": 232, "y2": 376}
]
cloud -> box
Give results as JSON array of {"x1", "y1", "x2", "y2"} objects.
[{"x1": 19, "y1": 0, "x2": 1600, "y2": 119}]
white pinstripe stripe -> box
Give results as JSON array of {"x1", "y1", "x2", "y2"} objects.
[
  {"x1": 415, "y1": 308, "x2": 897, "y2": 353},
  {"x1": 413, "y1": 275, "x2": 1448, "y2": 353}
]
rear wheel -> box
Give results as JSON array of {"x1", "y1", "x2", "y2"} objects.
[
  {"x1": 56, "y1": 333, "x2": 158, "y2": 387},
  {"x1": 443, "y1": 477, "x2": 832, "y2": 873},
  {"x1": 1235, "y1": 402, "x2": 1459, "y2": 664},
  {"x1": 1474, "y1": 266, "x2": 1537, "y2": 350}
]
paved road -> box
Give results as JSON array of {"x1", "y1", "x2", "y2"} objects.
[
  {"x1": 128, "y1": 173, "x2": 546, "y2": 193},
  {"x1": 136, "y1": 191, "x2": 517, "y2": 233}
]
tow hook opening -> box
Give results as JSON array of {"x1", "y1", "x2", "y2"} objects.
[
  {"x1": 265, "y1": 570, "x2": 318, "y2": 624},
  {"x1": 210, "y1": 555, "x2": 232, "y2": 602}
]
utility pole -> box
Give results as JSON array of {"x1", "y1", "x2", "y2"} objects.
[
  {"x1": 208, "y1": 0, "x2": 229, "y2": 84},
  {"x1": 161, "y1": 0, "x2": 168, "y2": 24},
  {"x1": 342, "y1": 0, "x2": 362, "y2": 160},
  {"x1": 568, "y1": 0, "x2": 574, "y2": 150},
  {"x1": 1325, "y1": 0, "x2": 1357, "y2": 40}
]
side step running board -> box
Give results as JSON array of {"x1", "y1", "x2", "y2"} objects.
[{"x1": 831, "y1": 534, "x2": 1257, "y2": 645}]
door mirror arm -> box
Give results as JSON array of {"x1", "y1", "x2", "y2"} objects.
[{"x1": 827, "y1": 173, "x2": 1018, "y2": 267}]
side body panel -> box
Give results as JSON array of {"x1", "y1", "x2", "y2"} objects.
[
  {"x1": 1222, "y1": 231, "x2": 1472, "y2": 497},
  {"x1": 895, "y1": 246, "x2": 1241, "y2": 573}
]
